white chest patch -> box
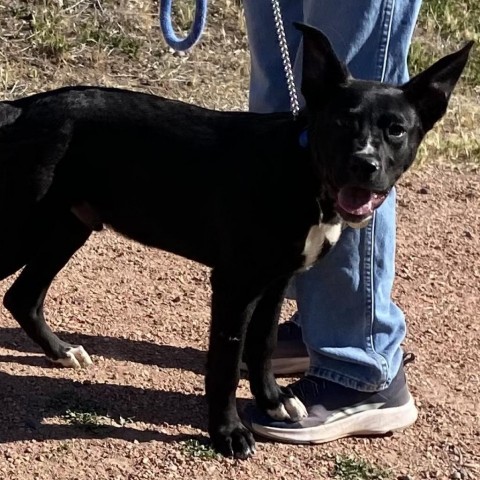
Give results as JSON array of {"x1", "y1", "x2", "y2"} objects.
[{"x1": 302, "y1": 222, "x2": 342, "y2": 268}]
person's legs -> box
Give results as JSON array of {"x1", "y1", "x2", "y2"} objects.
[
  {"x1": 303, "y1": 0, "x2": 421, "y2": 84},
  {"x1": 297, "y1": 0, "x2": 421, "y2": 391},
  {"x1": 242, "y1": 0, "x2": 422, "y2": 441},
  {"x1": 244, "y1": 0, "x2": 421, "y2": 389},
  {"x1": 243, "y1": 0, "x2": 303, "y2": 113}
]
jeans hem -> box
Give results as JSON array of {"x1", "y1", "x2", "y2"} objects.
[{"x1": 307, "y1": 364, "x2": 393, "y2": 392}]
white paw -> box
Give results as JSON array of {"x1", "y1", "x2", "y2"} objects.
[
  {"x1": 48, "y1": 346, "x2": 93, "y2": 368},
  {"x1": 267, "y1": 396, "x2": 308, "y2": 422}
]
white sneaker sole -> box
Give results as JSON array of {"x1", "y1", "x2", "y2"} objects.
[
  {"x1": 250, "y1": 394, "x2": 418, "y2": 444},
  {"x1": 240, "y1": 357, "x2": 310, "y2": 376}
]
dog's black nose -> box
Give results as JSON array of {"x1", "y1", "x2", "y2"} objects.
[{"x1": 350, "y1": 154, "x2": 380, "y2": 177}]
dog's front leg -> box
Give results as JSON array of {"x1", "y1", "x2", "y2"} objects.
[
  {"x1": 206, "y1": 268, "x2": 263, "y2": 459},
  {"x1": 244, "y1": 277, "x2": 308, "y2": 422}
]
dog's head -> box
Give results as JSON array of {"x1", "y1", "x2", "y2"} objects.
[{"x1": 296, "y1": 23, "x2": 473, "y2": 227}]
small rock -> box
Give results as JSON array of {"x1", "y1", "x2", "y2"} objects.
[
  {"x1": 450, "y1": 472, "x2": 462, "y2": 480},
  {"x1": 419, "y1": 187, "x2": 429, "y2": 194}
]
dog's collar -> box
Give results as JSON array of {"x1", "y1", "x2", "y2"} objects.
[{"x1": 299, "y1": 129, "x2": 308, "y2": 148}]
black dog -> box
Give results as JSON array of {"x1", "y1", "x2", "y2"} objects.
[{"x1": 0, "y1": 24, "x2": 472, "y2": 458}]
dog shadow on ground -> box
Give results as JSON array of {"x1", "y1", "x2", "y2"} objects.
[
  {"x1": 0, "y1": 368, "x2": 211, "y2": 445},
  {"x1": 0, "y1": 327, "x2": 206, "y2": 374},
  {"x1": 0, "y1": 326, "x2": 218, "y2": 445}
]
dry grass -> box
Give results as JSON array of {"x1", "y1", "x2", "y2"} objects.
[
  {"x1": 1, "y1": 0, "x2": 478, "y2": 166},
  {"x1": 410, "y1": 0, "x2": 480, "y2": 89},
  {"x1": 410, "y1": 0, "x2": 480, "y2": 166},
  {"x1": 0, "y1": 0, "x2": 249, "y2": 109},
  {"x1": 416, "y1": 94, "x2": 480, "y2": 168}
]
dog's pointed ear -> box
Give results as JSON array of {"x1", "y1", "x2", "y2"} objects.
[
  {"x1": 402, "y1": 41, "x2": 474, "y2": 132},
  {"x1": 294, "y1": 22, "x2": 349, "y2": 106}
]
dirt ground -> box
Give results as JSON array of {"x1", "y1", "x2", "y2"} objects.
[
  {"x1": 0, "y1": 164, "x2": 478, "y2": 480},
  {"x1": 0, "y1": 1, "x2": 479, "y2": 479}
]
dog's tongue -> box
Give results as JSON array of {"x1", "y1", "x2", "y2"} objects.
[{"x1": 337, "y1": 187, "x2": 378, "y2": 216}]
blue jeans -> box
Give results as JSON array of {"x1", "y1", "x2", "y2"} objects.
[{"x1": 244, "y1": 0, "x2": 422, "y2": 391}]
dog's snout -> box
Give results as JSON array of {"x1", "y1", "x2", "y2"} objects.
[{"x1": 350, "y1": 154, "x2": 380, "y2": 177}]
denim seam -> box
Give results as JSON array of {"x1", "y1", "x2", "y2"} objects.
[
  {"x1": 365, "y1": 211, "x2": 389, "y2": 389},
  {"x1": 379, "y1": 0, "x2": 395, "y2": 82},
  {"x1": 365, "y1": 0, "x2": 396, "y2": 388}
]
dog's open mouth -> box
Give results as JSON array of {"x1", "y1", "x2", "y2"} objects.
[{"x1": 335, "y1": 187, "x2": 388, "y2": 225}]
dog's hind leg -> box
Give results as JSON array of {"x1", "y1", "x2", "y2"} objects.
[
  {"x1": 243, "y1": 277, "x2": 308, "y2": 422},
  {"x1": 0, "y1": 242, "x2": 30, "y2": 281},
  {"x1": 0, "y1": 218, "x2": 45, "y2": 281},
  {"x1": 3, "y1": 210, "x2": 93, "y2": 368}
]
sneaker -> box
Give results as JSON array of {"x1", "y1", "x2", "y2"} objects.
[
  {"x1": 241, "y1": 320, "x2": 309, "y2": 376},
  {"x1": 242, "y1": 362, "x2": 418, "y2": 444}
]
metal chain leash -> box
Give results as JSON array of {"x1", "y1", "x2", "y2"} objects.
[{"x1": 270, "y1": 0, "x2": 300, "y2": 118}]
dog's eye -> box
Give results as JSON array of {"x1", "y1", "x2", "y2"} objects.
[{"x1": 387, "y1": 124, "x2": 406, "y2": 138}]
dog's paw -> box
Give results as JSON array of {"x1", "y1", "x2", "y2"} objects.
[
  {"x1": 267, "y1": 394, "x2": 308, "y2": 422},
  {"x1": 211, "y1": 423, "x2": 256, "y2": 459},
  {"x1": 48, "y1": 346, "x2": 93, "y2": 368}
]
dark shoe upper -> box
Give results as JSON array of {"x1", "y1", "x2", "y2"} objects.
[{"x1": 245, "y1": 362, "x2": 412, "y2": 429}]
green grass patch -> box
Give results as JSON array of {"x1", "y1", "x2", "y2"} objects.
[
  {"x1": 62, "y1": 408, "x2": 109, "y2": 430},
  {"x1": 333, "y1": 455, "x2": 393, "y2": 480},
  {"x1": 180, "y1": 439, "x2": 219, "y2": 460}
]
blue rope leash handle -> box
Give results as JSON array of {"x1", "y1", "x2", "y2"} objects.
[{"x1": 159, "y1": 0, "x2": 208, "y2": 51}]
